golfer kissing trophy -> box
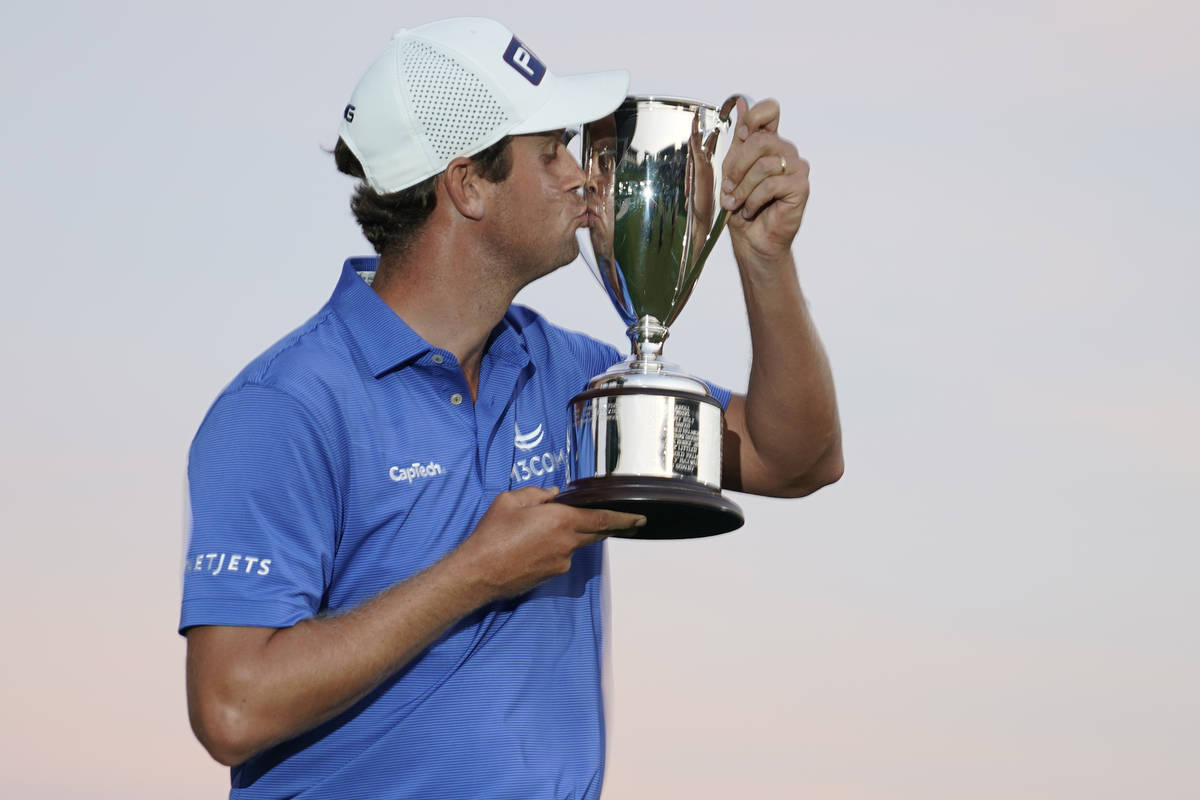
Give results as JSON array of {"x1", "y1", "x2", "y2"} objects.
[{"x1": 556, "y1": 95, "x2": 746, "y2": 539}]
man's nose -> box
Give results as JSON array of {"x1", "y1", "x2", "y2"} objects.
[
  {"x1": 564, "y1": 154, "x2": 586, "y2": 194},
  {"x1": 585, "y1": 165, "x2": 602, "y2": 198}
]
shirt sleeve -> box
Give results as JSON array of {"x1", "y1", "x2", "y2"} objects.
[{"x1": 180, "y1": 385, "x2": 341, "y2": 634}]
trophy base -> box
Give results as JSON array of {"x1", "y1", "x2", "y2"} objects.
[{"x1": 556, "y1": 476, "x2": 744, "y2": 540}]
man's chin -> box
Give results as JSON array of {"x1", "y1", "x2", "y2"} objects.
[
  {"x1": 547, "y1": 239, "x2": 581, "y2": 273},
  {"x1": 516, "y1": 241, "x2": 581, "y2": 292}
]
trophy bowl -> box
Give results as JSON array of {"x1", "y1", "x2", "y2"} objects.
[{"x1": 556, "y1": 95, "x2": 745, "y2": 539}]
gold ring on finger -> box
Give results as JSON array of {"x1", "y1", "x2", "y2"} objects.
[{"x1": 779, "y1": 155, "x2": 787, "y2": 174}]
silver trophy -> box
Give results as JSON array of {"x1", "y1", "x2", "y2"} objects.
[{"x1": 556, "y1": 95, "x2": 745, "y2": 539}]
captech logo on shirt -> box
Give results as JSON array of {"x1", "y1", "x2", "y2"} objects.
[{"x1": 390, "y1": 461, "x2": 445, "y2": 484}]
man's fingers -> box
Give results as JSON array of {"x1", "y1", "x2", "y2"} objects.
[
  {"x1": 742, "y1": 97, "x2": 780, "y2": 134},
  {"x1": 722, "y1": 130, "x2": 777, "y2": 187},
  {"x1": 574, "y1": 507, "x2": 647, "y2": 533},
  {"x1": 734, "y1": 96, "x2": 750, "y2": 140},
  {"x1": 721, "y1": 131, "x2": 789, "y2": 210},
  {"x1": 506, "y1": 485, "x2": 560, "y2": 507},
  {"x1": 738, "y1": 174, "x2": 801, "y2": 220}
]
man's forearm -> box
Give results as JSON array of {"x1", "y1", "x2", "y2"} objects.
[
  {"x1": 187, "y1": 548, "x2": 493, "y2": 766},
  {"x1": 186, "y1": 486, "x2": 643, "y2": 767},
  {"x1": 714, "y1": 98, "x2": 842, "y2": 497},
  {"x1": 733, "y1": 247, "x2": 842, "y2": 495}
]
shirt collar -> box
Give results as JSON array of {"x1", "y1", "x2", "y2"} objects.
[
  {"x1": 329, "y1": 257, "x2": 530, "y2": 378},
  {"x1": 487, "y1": 311, "x2": 531, "y2": 368}
]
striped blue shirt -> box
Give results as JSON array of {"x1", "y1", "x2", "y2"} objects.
[{"x1": 181, "y1": 258, "x2": 729, "y2": 799}]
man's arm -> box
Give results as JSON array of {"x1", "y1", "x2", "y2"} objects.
[
  {"x1": 186, "y1": 487, "x2": 643, "y2": 766},
  {"x1": 718, "y1": 98, "x2": 843, "y2": 498}
]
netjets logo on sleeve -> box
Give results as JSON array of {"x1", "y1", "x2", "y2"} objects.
[
  {"x1": 390, "y1": 461, "x2": 445, "y2": 484},
  {"x1": 514, "y1": 422, "x2": 545, "y2": 451},
  {"x1": 184, "y1": 552, "x2": 271, "y2": 577}
]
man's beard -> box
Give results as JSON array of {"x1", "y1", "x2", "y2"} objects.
[{"x1": 512, "y1": 234, "x2": 580, "y2": 293}]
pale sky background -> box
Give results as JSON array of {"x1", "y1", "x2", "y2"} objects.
[{"x1": 1, "y1": 1, "x2": 1197, "y2": 798}]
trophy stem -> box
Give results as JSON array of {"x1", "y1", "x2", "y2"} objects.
[{"x1": 627, "y1": 315, "x2": 669, "y2": 363}]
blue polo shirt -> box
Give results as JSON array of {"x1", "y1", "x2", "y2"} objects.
[{"x1": 181, "y1": 258, "x2": 730, "y2": 799}]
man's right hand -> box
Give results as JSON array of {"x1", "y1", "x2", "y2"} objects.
[{"x1": 452, "y1": 486, "x2": 645, "y2": 601}]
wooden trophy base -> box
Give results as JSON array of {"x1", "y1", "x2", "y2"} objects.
[{"x1": 556, "y1": 476, "x2": 744, "y2": 540}]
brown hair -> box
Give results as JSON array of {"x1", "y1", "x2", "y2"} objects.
[{"x1": 333, "y1": 137, "x2": 513, "y2": 256}]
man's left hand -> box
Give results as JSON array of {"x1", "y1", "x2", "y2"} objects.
[{"x1": 720, "y1": 97, "x2": 809, "y2": 265}]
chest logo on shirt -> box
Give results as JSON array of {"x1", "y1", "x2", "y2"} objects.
[
  {"x1": 514, "y1": 422, "x2": 545, "y2": 451},
  {"x1": 511, "y1": 421, "x2": 567, "y2": 485},
  {"x1": 390, "y1": 461, "x2": 445, "y2": 484}
]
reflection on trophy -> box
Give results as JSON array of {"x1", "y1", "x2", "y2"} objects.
[{"x1": 556, "y1": 95, "x2": 745, "y2": 539}]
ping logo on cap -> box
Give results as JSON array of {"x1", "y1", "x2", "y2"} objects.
[{"x1": 503, "y1": 36, "x2": 546, "y2": 86}]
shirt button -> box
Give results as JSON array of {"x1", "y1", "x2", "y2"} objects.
[
  {"x1": 449, "y1": 392, "x2": 463, "y2": 406},
  {"x1": 431, "y1": 353, "x2": 444, "y2": 364}
]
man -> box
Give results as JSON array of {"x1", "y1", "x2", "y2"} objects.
[{"x1": 182, "y1": 17, "x2": 841, "y2": 800}]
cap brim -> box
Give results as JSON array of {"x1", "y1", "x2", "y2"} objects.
[{"x1": 508, "y1": 69, "x2": 630, "y2": 134}]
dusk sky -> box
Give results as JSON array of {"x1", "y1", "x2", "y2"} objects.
[{"x1": 2, "y1": 1, "x2": 1197, "y2": 797}]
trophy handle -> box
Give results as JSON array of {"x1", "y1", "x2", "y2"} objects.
[
  {"x1": 665, "y1": 94, "x2": 754, "y2": 328},
  {"x1": 718, "y1": 93, "x2": 754, "y2": 124}
]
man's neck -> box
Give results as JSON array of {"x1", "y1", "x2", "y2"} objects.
[{"x1": 371, "y1": 243, "x2": 515, "y2": 401}]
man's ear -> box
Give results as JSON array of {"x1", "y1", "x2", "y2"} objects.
[{"x1": 443, "y1": 157, "x2": 486, "y2": 221}]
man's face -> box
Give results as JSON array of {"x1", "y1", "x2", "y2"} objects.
[
  {"x1": 484, "y1": 130, "x2": 587, "y2": 287},
  {"x1": 583, "y1": 115, "x2": 618, "y2": 263}
]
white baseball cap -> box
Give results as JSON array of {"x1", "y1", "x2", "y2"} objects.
[{"x1": 338, "y1": 17, "x2": 630, "y2": 194}]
